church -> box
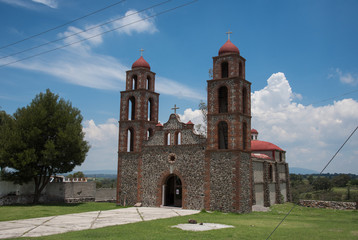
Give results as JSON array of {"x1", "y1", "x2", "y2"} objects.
[{"x1": 116, "y1": 37, "x2": 291, "y2": 213}]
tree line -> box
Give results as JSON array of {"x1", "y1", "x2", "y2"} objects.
[{"x1": 290, "y1": 173, "x2": 358, "y2": 202}]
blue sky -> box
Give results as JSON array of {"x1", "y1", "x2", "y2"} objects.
[{"x1": 0, "y1": 0, "x2": 357, "y2": 174}]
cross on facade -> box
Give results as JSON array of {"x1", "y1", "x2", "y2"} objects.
[
  {"x1": 139, "y1": 48, "x2": 144, "y2": 56},
  {"x1": 226, "y1": 30, "x2": 232, "y2": 40},
  {"x1": 171, "y1": 104, "x2": 179, "y2": 114}
]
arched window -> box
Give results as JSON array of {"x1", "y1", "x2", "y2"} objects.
[
  {"x1": 175, "y1": 132, "x2": 181, "y2": 145},
  {"x1": 132, "y1": 75, "x2": 138, "y2": 90},
  {"x1": 146, "y1": 128, "x2": 153, "y2": 140},
  {"x1": 239, "y1": 62, "x2": 243, "y2": 78},
  {"x1": 242, "y1": 87, "x2": 247, "y2": 114},
  {"x1": 165, "y1": 132, "x2": 171, "y2": 145},
  {"x1": 147, "y1": 98, "x2": 153, "y2": 121},
  {"x1": 218, "y1": 86, "x2": 228, "y2": 113},
  {"x1": 128, "y1": 96, "x2": 136, "y2": 120},
  {"x1": 221, "y1": 62, "x2": 228, "y2": 78},
  {"x1": 146, "y1": 76, "x2": 151, "y2": 90},
  {"x1": 127, "y1": 128, "x2": 134, "y2": 152},
  {"x1": 242, "y1": 122, "x2": 247, "y2": 150},
  {"x1": 218, "y1": 121, "x2": 228, "y2": 149}
]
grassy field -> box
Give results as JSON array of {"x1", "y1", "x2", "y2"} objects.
[
  {"x1": 0, "y1": 202, "x2": 121, "y2": 222},
  {"x1": 2, "y1": 203, "x2": 358, "y2": 240}
]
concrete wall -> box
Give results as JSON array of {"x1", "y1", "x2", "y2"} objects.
[
  {"x1": 0, "y1": 181, "x2": 99, "y2": 205},
  {"x1": 96, "y1": 188, "x2": 116, "y2": 202},
  {"x1": 0, "y1": 181, "x2": 34, "y2": 197},
  {"x1": 254, "y1": 184, "x2": 264, "y2": 206}
]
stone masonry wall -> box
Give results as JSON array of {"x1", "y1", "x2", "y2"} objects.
[
  {"x1": 118, "y1": 153, "x2": 140, "y2": 206},
  {"x1": 141, "y1": 144, "x2": 206, "y2": 210},
  {"x1": 299, "y1": 200, "x2": 357, "y2": 210}
]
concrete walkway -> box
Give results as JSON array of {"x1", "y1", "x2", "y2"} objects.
[{"x1": 0, "y1": 207, "x2": 199, "y2": 239}]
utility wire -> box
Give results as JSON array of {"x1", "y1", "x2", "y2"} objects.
[
  {"x1": 0, "y1": 0, "x2": 126, "y2": 51},
  {"x1": 311, "y1": 89, "x2": 358, "y2": 105},
  {"x1": 0, "y1": 0, "x2": 198, "y2": 69},
  {"x1": 265, "y1": 125, "x2": 358, "y2": 240},
  {"x1": 0, "y1": 0, "x2": 171, "y2": 60}
]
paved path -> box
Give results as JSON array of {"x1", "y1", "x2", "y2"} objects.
[{"x1": 0, "y1": 207, "x2": 199, "y2": 239}]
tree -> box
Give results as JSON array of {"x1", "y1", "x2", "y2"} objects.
[
  {"x1": 332, "y1": 174, "x2": 351, "y2": 187},
  {"x1": 312, "y1": 177, "x2": 332, "y2": 191},
  {"x1": 195, "y1": 101, "x2": 207, "y2": 136},
  {"x1": 0, "y1": 89, "x2": 90, "y2": 203}
]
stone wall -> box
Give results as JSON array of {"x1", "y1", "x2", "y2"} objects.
[
  {"x1": 299, "y1": 200, "x2": 357, "y2": 210},
  {"x1": 141, "y1": 144, "x2": 206, "y2": 210}
]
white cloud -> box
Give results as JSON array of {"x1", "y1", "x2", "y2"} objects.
[
  {"x1": 333, "y1": 68, "x2": 358, "y2": 85},
  {"x1": 252, "y1": 72, "x2": 358, "y2": 173},
  {"x1": 111, "y1": 10, "x2": 158, "y2": 35},
  {"x1": 0, "y1": 0, "x2": 57, "y2": 9},
  {"x1": 32, "y1": 0, "x2": 57, "y2": 8},
  {"x1": 0, "y1": 9, "x2": 201, "y2": 100},
  {"x1": 80, "y1": 118, "x2": 118, "y2": 170},
  {"x1": 180, "y1": 72, "x2": 358, "y2": 174},
  {"x1": 156, "y1": 77, "x2": 205, "y2": 100}
]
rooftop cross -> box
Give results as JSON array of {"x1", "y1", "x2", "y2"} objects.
[
  {"x1": 171, "y1": 104, "x2": 179, "y2": 114},
  {"x1": 139, "y1": 48, "x2": 144, "y2": 56},
  {"x1": 226, "y1": 30, "x2": 232, "y2": 40}
]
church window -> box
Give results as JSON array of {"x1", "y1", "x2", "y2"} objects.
[
  {"x1": 239, "y1": 62, "x2": 243, "y2": 78},
  {"x1": 132, "y1": 75, "x2": 138, "y2": 90},
  {"x1": 128, "y1": 96, "x2": 136, "y2": 120},
  {"x1": 218, "y1": 86, "x2": 228, "y2": 113},
  {"x1": 165, "y1": 132, "x2": 171, "y2": 145},
  {"x1": 146, "y1": 128, "x2": 153, "y2": 140},
  {"x1": 221, "y1": 62, "x2": 228, "y2": 78},
  {"x1": 127, "y1": 128, "x2": 134, "y2": 152},
  {"x1": 146, "y1": 76, "x2": 151, "y2": 90},
  {"x1": 218, "y1": 121, "x2": 228, "y2": 149},
  {"x1": 242, "y1": 87, "x2": 247, "y2": 114},
  {"x1": 243, "y1": 122, "x2": 247, "y2": 150},
  {"x1": 147, "y1": 98, "x2": 153, "y2": 121},
  {"x1": 175, "y1": 131, "x2": 181, "y2": 145}
]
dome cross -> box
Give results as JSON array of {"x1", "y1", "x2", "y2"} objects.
[
  {"x1": 226, "y1": 30, "x2": 232, "y2": 40},
  {"x1": 139, "y1": 48, "x2": 144, "y2": 56}
]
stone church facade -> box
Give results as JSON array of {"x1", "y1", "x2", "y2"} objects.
[{"x1": 117, "y1": 39, "x2": 290, "y2": 213}]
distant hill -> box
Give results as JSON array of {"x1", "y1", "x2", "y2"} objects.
[{"x1": 290, "y1": 167, "x2": 319, "y2": 174}]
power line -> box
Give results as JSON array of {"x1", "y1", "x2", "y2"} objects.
[
  {"x1": 0, "y1": 0, "x2": 198, "y2": 69},
  {"x1": 0, "y1": 0, "x2": 126, "y2": 51},
  {"x1": 0, "y1": 0, "x2": 171, "y2": 60},
  {"x1": 265, "y1": 125, "x2": 358, "y2": 240},
  {"x1": 311, "y1": 89, "x2": 358, "y2": 105}
]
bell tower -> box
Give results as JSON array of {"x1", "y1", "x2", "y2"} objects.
[
  {"x1": 204, "y1": 33, "x2": 252, "y2": 213},
  {"x1": 117, "y1": 52, "x2": 159, "y2": 205}
]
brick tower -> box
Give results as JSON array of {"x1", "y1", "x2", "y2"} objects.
[
  {"x1": 116, "y1": 54, "x2": 159, "y2": 205},
  {"x1": 205, "y1": 35, "x2": 252, "y2": 213}
]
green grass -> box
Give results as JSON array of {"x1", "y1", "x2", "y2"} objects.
[
  {"x1": 5, "y1": 203, "x2": 358, "y2": 240},
  {"x1": 0, "y1": 202, "x2": 121, "y2": 221}
]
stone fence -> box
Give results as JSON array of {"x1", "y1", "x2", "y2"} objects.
[{"x1": 298, "y1": 200, "x2": 357, "y2": 210}]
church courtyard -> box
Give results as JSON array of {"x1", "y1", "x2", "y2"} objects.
[{"x1": 0, "y1": 203, "x2": 356, "y2": 239}]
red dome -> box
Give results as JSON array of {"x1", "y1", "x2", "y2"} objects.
[
  {"x1": 132, "y1": 56, "x2": 150, "y2": 70},
  {"x1": 251, "y1": 129, "x2": 258, "y2": 134},
  {"x1": 186, "y1": 120, "x2": 194, "y2": 125},
  {"x1": 251, "y1": 140, "x2": 284, "y2": 151},
  {"x1": 156, "y1": 123, "x2": 163, "y2": 127},
  {"x1": 218, "y1": 39, "x2": 240, "y2": 55}
]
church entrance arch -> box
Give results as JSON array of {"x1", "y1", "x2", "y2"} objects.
[{"x1": 163, "y1": 174, "x2": 182, "y2": 207}]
